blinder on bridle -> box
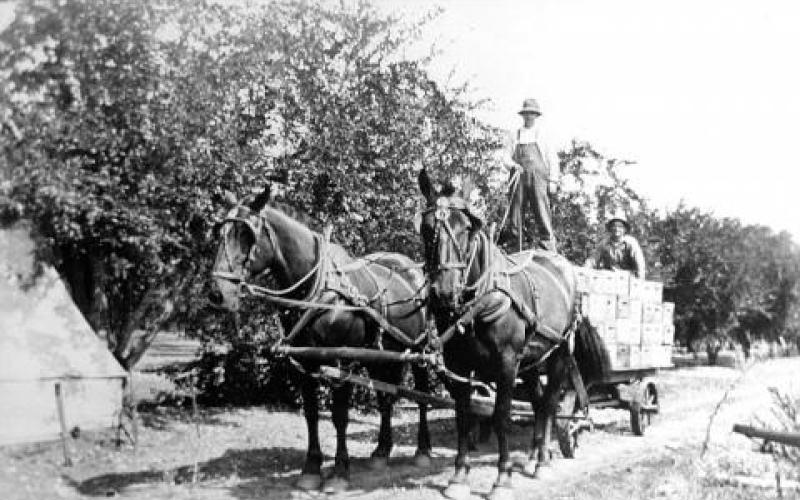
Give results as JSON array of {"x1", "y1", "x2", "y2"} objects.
[
  {"x1": 422, "y1": 196, "x2": 483, "y2": 285},
  {"x1": 214, "y1": 206, "x2": 270, "y2": 284}
]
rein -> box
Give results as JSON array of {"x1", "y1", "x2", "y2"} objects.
[
  {"x1": 214, "y1": 208, "x2": 428, "y2": 349},
  {"x1": 213, "y1": 214, "x2": 326, "y2": 301},
  {"x1": 424, "y1": 198, "x2": 566, "y2": 353}
]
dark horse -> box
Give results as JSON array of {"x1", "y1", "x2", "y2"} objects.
[
  {"x1": 208, "y1": 188, "x2": 432, "y2": 493},
  {"x1": 418, "y1": 171, "x2": 580, "y2": 500}
]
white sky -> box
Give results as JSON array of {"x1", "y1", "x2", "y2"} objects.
[
  {"x1": 2, "y1": 0, "x2": 798, "y2": 240},
  {"x1": 379, "y1": 0, "x2": 800, "y2": 241}
]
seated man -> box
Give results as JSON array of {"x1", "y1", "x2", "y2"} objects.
[{"x1": 586, "y1": 213, "x2": 646, "y2": 279}]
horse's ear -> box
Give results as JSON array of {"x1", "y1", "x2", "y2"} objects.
[
  {"x1": 462, "y1": 176, "x2": 476, "y2": 202},
  {"x1": 249, "y1": 185, "x2": 271, "y2": 211},
  {"x1": 418, "y1": 169, "x2": 437, "y2": 205}
]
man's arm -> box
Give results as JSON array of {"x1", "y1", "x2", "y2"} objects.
[
  {"x1": 629, "y1": 238, "x2": 646, "y2": 279},
  {"x1": 503, "y1": 129, "x2": 519, "y2": 171},
  {"x1": 537, "y1": 127, "x2": 560, "y2": 191},
  {"x1": 584, "y1": 245, "x2": 602, "y2": 269}
]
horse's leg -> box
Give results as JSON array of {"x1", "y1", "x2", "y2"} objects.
[
  {"x1": 519, "y1": 373, "x2": 543, "y2": 477},
  {"x1": 366, "y1": 363, "x2": 399, "y2": 470},
  {"x1": 296, "y1": 374, "x2": 323, "y2": 490},
  {"x1": 411, "y1": 362, "x2": 433, "y2": 467},
  {"x1": 323, "y1": 381, "x2": 353, "y2": 493},
  {"x1": 443, "y1": 379, "x2": 472, "y2": 500},
  {"x1": 531, "y1": 353, "x2": 568, "y2": 479},
  {"x1": 488, "y1": 349, "x2": 518, "y2": 500}
]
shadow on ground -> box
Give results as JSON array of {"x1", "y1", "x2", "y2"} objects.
[{"x1": 71, "y1": 414, "x2": 538, "y2": 499}]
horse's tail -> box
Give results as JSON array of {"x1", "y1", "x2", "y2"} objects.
[{"x1": 572, "y1": 315, "x2": 612, "y2": 385}]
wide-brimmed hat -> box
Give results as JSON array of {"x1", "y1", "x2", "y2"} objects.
[
  {"x1": 605, "y1": 212, "x2": 630, "y2": 232},
  {"x1": 518, "y1": 98, "x2": 542, "y2": 116}
]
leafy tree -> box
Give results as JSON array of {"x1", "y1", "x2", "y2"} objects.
[
  {"x1": 549, "y1": 140, "x2": 646, "y2": 265},
  {"x1": 0, "y1": 0, "x2": 503, "y2": 370}
]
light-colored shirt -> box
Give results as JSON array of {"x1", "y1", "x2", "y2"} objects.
[{"x1": 503, "y1": 125, "x2": 560, "y2": 183}]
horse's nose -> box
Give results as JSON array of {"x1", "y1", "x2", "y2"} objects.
[{"x1": 208, "y1": 289, "x2": 223, "y2": 306}]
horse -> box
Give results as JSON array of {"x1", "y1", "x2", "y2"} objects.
[
  {"x1": 417, "y1": 170, "x2": 582, "y2": 500},
  {"x1": 208, "y1": 187, "x2": 433, "y2": 493}
]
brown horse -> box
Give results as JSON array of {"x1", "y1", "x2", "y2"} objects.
[
  {"x1": 418, "y1": 171, "x2": 581, "y2": 500},
  {"x1": 208, "y1": 187, "x2": 432, "y2": 493}
]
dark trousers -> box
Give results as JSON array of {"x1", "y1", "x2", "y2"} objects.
[{"x1": 508, "y1": 167, "x2": 555, "y2": 251}]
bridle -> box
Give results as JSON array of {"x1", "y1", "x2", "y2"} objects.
[
  {"x1": 423, "y1": 197, "x2": 486, "y2": 306},
  {"x1": 213, "y1": 206, "x2": 324, "y2": 299}
]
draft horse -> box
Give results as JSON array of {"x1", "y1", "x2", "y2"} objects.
[
  {"x1": 209, "y1": 187, "x2": 432, "y2": 493},
  {"x1": 418, "y1": 171, "x2": 583, "y2": 500}
]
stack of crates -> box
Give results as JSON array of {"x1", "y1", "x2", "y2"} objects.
[{"x1": 575, "y1": 267, "x2": 674, "y2": 370}]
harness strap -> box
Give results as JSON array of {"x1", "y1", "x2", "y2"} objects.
[
  {"x1": 245, "y1": 283, "x2": 425, "y2": 347},
  {"x1": 567, "y1": 353, "x2": 589, "y2": 411}
]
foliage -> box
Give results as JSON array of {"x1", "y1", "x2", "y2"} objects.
[
  {"x1": 529, "y1": 140, "x2": 800, "y2": 356},
  {"x1": 761, "y1": 387, "x2": 800, "y2": 468},
  {"x1": 549, "y1": 140, "x2": 647, "y2": 264},
  {"x1": 0, "y1": 0, "x2": 499, "y2": 371},
  {"x1": 2, "y1": 0, "x2": 798, "y2": 385}
]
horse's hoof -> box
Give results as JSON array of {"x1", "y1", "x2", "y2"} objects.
[
  {"x1": 533, "y1": 463, "x2": 554, "y2": 480},
  {"x1": 443, "y1": 482, "x2": 471, "y2": 500},
  {"x1": 487, "y1": 485, "x2": 514, "y2": 500},
  {"x1": 367, "y1": 455, "x2": 390, "y2": 470},
  {"x1": 322, "y1": 476, "x2": 350, "y2": 494},
  {"x1": 520, "y1": 460, "x2": 538, "y2": 478},
  {"x1": 295, "y1": 473, "x2": 322, "y2": 491},
  {"x1": 413, "y1": 452, "x2": 432, "y2": 468}
]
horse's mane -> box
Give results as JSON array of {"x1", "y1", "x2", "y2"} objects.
[{"x1": 266, "y1": 201, "x2": 320, "y2": 233}]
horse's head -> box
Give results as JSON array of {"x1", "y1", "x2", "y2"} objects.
[
  {"x1": 208, "y1": 187, "x2": 278, "y2": 311},
  {"x1": 417, "y1": 170, "x2": 483, "y2": 311}
]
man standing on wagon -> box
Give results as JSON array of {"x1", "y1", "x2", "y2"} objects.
[
  {"x1": 586, "y1": 213, "x2": 647, "y2": 279},
  {"x1": 503, "y1": 98, "x2": 559, "y2": 252}
]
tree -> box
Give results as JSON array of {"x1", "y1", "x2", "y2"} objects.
[{"x1": 1, "y1": 0, "x2": 503, "y2": 367}]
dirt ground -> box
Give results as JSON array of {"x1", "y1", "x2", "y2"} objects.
[{"x1": 2, "y1": 357, "x2": 799, "y2": 500}]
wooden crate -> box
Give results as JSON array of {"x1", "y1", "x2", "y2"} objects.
[
  {"x1": 584, "y1": 293, "x2": 617, "y2": 324},
  {"x1": 611, "y1": 271, "x2": 631, "y2": 296},
  {"x1": 589, "y1": 270, "x2": 617, "y2": 295},
  {"x1": 641, "y1": 324, "x2": 664, "y2": 345},
  {"x1": 615, "y1": 319, "x2": 642, "y2": 345},
  {"x1": 597, "y1": 322, "x2": 618, "y2": 344},
  {"x1": 662, "y1": 302, "x2": 675, "y2": 325},
  {"x1": 607, "y1": 343, "x2": 631, "y2": 370},
  {"x1": 642, "y1": 302, "x2": 663, "y2": 324},
  {"x1": 616, "y1": 297, "x2": 642, "y2": 322},
  {"x1": 662, "y1": 324, "x2": 676, "y2": 345},
  {"x1": 575, "y1": 267, "x2": 592, "y2": 293},
  {"x1": 644, "y1": 281, "x2": 664, "y2": 302}
]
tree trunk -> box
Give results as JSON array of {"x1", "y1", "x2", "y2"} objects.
[
  {"x1": 111, "y1": 276, "x2": 191, "y2": 370},
  {"x1": 706, "y1": 344, "x2": 720, "y2": 365}
]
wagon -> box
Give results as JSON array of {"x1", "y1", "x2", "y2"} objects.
[
  {"x1": 553, "y1": 366, "x2": 661, "y2": 459},
  {"x1": 542, "y1": 269, "x2": 675, "y2": 457}
]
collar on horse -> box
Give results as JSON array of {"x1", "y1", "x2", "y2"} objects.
[
  {"x1": 426, "y1": 197, "x2": 565, "y2": 346},
  {"x1": 215, "y1": 207, "x2": 425, "y2": 349}
]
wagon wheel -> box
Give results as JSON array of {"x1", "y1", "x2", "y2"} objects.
[
  {"x1": 630, "y1": 382, "x2": 659, "y2": 436},
  {"x1": 555, "y1": 390, "x2": 587, "y2": 458}
]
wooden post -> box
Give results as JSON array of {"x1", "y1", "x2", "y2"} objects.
[
  {"x1": 128, "y1": 371, "x2": 139, "y2": 450},
  {"x1": 54, "y1": 382, "x2": 73, "y2": 467}
]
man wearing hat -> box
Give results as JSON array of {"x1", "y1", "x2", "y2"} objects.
[
  {"x1": 503, "y1": 98, "x2": 558, "y2": 251},
  {"x1": 586, "y1": 212, "x2": 646, "y2": 278}
]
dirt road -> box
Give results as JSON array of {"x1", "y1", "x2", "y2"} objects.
[{"x1": 2, "y1": 358, "x2": 799, "y2": 500}]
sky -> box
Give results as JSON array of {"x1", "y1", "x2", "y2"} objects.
[
  {"x1": 1, "y1": 0, "x2": 798, "y2": 240},
  {"x1": 378, "y1": 0, "x2": 800, "y2": 241}
]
